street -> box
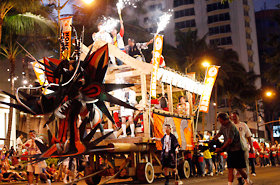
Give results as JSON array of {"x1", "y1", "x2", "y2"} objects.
[
  {"x1": 68, "y1": 165, "x2": 280, "y2": 185},
  {"x1": 3, "y1": 165, "x2": 280, "y2": 185}
]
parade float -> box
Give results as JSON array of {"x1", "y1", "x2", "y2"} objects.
[{"x1": 0, "y1": 2, "x2": 220, "y2": 184}]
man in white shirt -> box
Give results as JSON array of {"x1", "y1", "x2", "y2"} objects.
[
  {"x1": 231, "y1": 111, "x2": 254, "y2": 184},
  {"x1": 16, "y1": 134, "x2": 23, "y2": 155}
]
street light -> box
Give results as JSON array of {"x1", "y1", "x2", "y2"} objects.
[
  {"x1": 266, "y1": 91, "x2": 272, "y2": 97},
  {"x1": 202, "y1": 61, "x2": 210, "y2": 68},
  {"x1": 82, "y1": 0, "x2": 94, "y2": 4},
  {"x1": 200, "y1": 60, "x2": 211, "y2": 133},
  {"x1": 264, "y1": 90, "x2": 275, "y2": 143}
]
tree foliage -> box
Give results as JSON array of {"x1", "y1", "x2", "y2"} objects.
[
  {"x1": 0, "y1": 0, "x2": 57, "y2": 148},
  {"x1": 4, "y1": 12, "x2": 56, "y2": 36},
  {"x1": 163, "y1": 29, "x2": 258, "y2": 114},
  {"x1": 264, "y1": 6, "x2": 280, "y2": 88}
]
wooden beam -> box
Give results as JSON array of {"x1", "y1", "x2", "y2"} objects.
[
  {"x1": 167, "y1": 85, "x2": 173, "y2": 113},
  {"x1": 80, "y1": 40, "x2": 152, "y2": 74},
  {"x1": 105, "y1": 102, "x2": 113, "y2": 129},
  {"x1": 141, "y1": 74, "x2": 149, "y2": 137},
  {"x1": 107, "y1": 43, "x2": 152, "y2": 74},
  {"x1": 105, "y1": 70, "x2": 143, "y2": 82},
  {"x1": 108, "y1": 64, "x2": 132, "y2": 70}
]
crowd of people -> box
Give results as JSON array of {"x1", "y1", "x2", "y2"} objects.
[
  {"x1": 189, "y1": 111, "x2": 280, "y2": 185},
  {"x1": 0, "y1": 131, "x2": 86, "y2": 184},
  {"x1": 0, "y1": 113, "x2": 279, "y2": 185}
]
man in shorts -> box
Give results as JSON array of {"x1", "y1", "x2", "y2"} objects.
[
  {"x1": 153, "y1": 124, "x2": 180, "y2": 185},
  {"x1": 213, "y1": 112, "x2": 252, "y2": 185}
]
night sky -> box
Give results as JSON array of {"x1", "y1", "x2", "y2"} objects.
[
  {"x1": 254, "y1": 0, "x2": 280, "y2": 11},
  {"x1": 60, "y1": 0, "x2": 280, "y2": 15}
]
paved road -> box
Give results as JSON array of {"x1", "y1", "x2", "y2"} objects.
[
  {"x1": 9, "y1": 165, "x2": 279, "y2": 185},
  {"x1": 77, "y1": 165, "x2": 280, "y2": 185}
]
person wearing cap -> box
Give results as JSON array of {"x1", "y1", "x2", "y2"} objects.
[
  {"x1": 213, "y1": 112, "x2": 252, "y2": 185},
  {"x1": 125, "y1": 38, "x2": 153, "y2": 62}
]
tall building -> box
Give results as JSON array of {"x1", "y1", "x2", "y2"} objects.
[
  {"x1": 141, "y1": 0, "x2": 261, "y2": 81},
  {"x1": 140, "y1": 0, "x2": 264, "y2": 137}
]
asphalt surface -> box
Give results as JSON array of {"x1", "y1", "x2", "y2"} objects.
[
  {"x1": 87, "y1": 165, "x2": 280, "y2": 185},
  {"x1": 3, "y1": 165, "x2": 280, "y2": 185}
]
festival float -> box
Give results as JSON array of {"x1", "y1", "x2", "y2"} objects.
[{"x1": 0, "y1": 1, "x2": 220, "y2": 184}]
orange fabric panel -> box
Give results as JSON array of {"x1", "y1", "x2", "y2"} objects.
[
  {"x1": 153, "y1": 114, "x2": 165, "y2": 150},
  {"x1": 173, "y1": 117, "x2": 194, "y2": 150},
  {"x1": 153, "y1": 113, "x2": 194, "y2": 151}
]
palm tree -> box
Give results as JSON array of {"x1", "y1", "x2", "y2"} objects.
[
  {"x1": 164, "y1": 29, "x2": 209, "y2": 77},
  {"x1": 0, "y1": 1, "x2": 56, "y2": 148},
  {"x1": 264, "y1": 6, "x2": 280, "y2": 88},
  {"x1": 0, "y1": 37, "x2": 22, "y2": 148},
  {"x1": 0, "y1": 0, "x2": 46, "y2": 43}
]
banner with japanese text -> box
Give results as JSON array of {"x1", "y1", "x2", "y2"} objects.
[
  {"x1": 153, "y1": 113, "x2": 194, "y2": 151},
  {"x1": 150, "y1": 35, "x2": 163, "y2": 98},
  {"x1": 199, "y1": 65, "x2": 219, "y2": 113},
  {"x1": 31, "y1": 60, "x2": 52, "y2": 94},
  {"x1": 60, "y1": 16, "x2": 72, "y2": 60}
]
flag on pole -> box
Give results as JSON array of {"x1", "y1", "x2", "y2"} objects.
[
  {"x1": 31, "y1": 60, "x2": 52, "y2": 94},
  {"x1": 60, "y1": 16, "x2": 73, "y2": 60},
  {"x1": 150, "y1": 35, "x2": 163, "y2": 98},
  {"x1": 199, "y1": 65, "x2": 219, "y2": 113}
]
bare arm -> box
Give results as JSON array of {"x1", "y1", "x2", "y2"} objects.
[
  {"x1": 119, "y1": 20, "x2": 124, "y2": 37},
  {"x1": 151, "y1": 137, "x2": 161, "y2": 141},
  {"x1": 247, "y1": 137, "x2": 254, "y2": 153},
  {"x1": 213, "y1": 133, "x2": 222, "y2": 141},
  {"x1": 215, "y1": 138, "x2": 233, "y2": 153},
  {"x1": 146, "y1": 39, "x2": 153, "y2": 46}
]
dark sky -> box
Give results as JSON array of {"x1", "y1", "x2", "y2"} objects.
[
  {"x1": 254, "y1": 0, "x2": 280, "y2": 11},
  {"x1": 60, "y1": 0, "x2": 280, "y2": 15}
]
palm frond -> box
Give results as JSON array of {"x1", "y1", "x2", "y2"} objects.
[{"x1": 4, "y1": 12, "x2": 56, "y2": 37}]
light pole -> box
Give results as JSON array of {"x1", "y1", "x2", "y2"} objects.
[
  {"x1": 56, "y1": 0, "x2": 71, "y2": 32},
  {"x1": 255, "y1": 99, "x2": 259, "y2": 140},
  {"x1": 265, "y1": 91, "x2": 275, "y2": 143},
  {"x1": 201, "y1": 61, "x2": 210, "y2": 134},
  {"x1": 214, "y1": 84, "x2": 218, "y2": 133}
]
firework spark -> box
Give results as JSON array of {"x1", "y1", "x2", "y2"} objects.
[
  {"x1": 116, "y1": 0, "x2": 124, "y2": 14},
  {"x1": 156, "y1": 10, "x2": 173, "y2": 34},
  {"x1": 100, "y1": 16, "x2": 119, "y2": 32},
  {"x1": 116, "y1": 0, "x2": 137, "y2": 13}
]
